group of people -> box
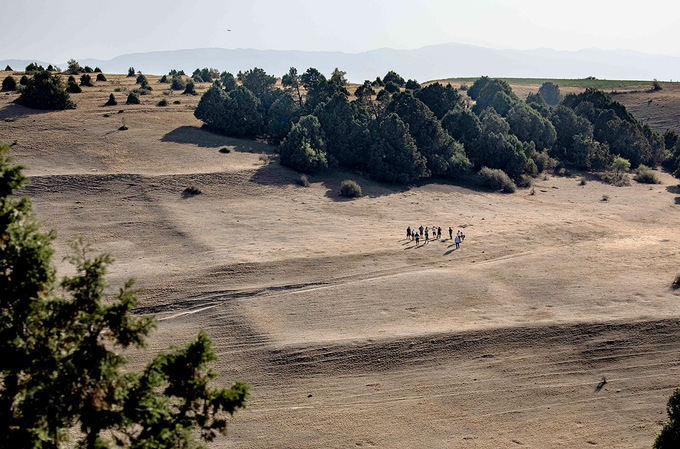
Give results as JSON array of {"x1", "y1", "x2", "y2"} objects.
[{"x1": 406, "y1": 225, "x2": 465, "y2": 248}]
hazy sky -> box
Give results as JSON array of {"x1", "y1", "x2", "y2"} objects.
[{"x1": 1, "y1": 0, "x2": 679, "y2": 63}]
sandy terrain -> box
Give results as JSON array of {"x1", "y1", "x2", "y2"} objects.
[{"x1": 1, "y1": 72, "x2": 680, "y2": 448}]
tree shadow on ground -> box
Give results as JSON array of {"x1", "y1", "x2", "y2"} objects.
[
  {"x1": 161, "y1": 125, "x2": 277, "y2": 154},
  {"x1": 666, "y1": 184, "x2": 680, "y2": 195},
  {"x1": 249, "y1": 156, "x2": 301, "y2": 189},
  {"x1": 0, "y1": 103, "x2": 54, "y2": 121},
  {"x1": 321, "y1": 170, "x2": 409, "y2": 201}
]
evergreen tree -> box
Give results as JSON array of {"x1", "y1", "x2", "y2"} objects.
[
  {"x1": 415, "y1": 82, "x2": 463, "y2": 119},
  {"x1": 279, "y1": 115, "x2": 330, "y2": 173},
  {"x1": 15, "y1": 70, "x2": 75, "y2": 110},
  {"x1": 367, "y1": 113, "x2": 427, "y2": 183},
  {"x1": 0, "y1": 143, "x2": 247, "y2": 448}
]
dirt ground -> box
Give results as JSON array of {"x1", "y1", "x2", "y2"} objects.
[{"x1": 2, "y1": 72, "x2": 680, "y2": 448}]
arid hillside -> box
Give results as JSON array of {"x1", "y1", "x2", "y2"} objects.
[{"x1": 1, "y1": 71, "x2": 680, "y2": 448}]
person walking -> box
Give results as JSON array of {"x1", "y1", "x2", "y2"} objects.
[
  {"x1": 437, "y1": 227, "x2": 442, "y2": 239},
  {"x1": 424, "y1": 228, "x2": 429, "y2": 243},
  {"x1": 407, "y1": 226, "x2": 411, "y2": 240},
  {"x1": 419, "y1": 225, "x2": 424, "y2": 237},
  {"x1": 454, "y1": 235, "x2": 460, "y2": 249},
  {"x1": 415, "y1": 233, "x2": 420, "y2": 245},
  {"x1": 448, "y1": 227, "x2": 453, "y2": 240},
  {"x1": 461, "y1": 231, "x2": 465, "y2": 242}
]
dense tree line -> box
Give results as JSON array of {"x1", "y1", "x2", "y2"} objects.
[{"x1": 194, "y1": 66, "x2": 679, "y2": 186}]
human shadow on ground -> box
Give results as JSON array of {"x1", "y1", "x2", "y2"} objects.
[
  {"x1": 161, "y1": 125, "x2": 276, "y2": 154},
  {"x1": 0, "y1": 103, "x2": 54, "y2": 121}
]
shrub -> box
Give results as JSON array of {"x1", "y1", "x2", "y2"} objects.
[
  {"x1": 298, "y1": 174, "x2": 310, "y2": 187},
  {"x1": 516, "y1": 174, "x2": 532, "y2": 188},
  {"x1": 171, "y1": 75, "x2": 186, "y2": 90},
  {"x1": 598, "y1": 170, "x2": 631, "y2": 186},
  {"x1": 4, "y1": 65, "x2": 12, "y2": 71},
  {"x1": 127, "y1": 67, "x2": 135, "y2": 77},
  {"x1": 459, "y1": 83, "x2": 469, "y2": 91},
  {"x1": 66, "y1": 59, "x2": 81, "y2": 74},
  {"x1": 183, "y1": 186, "x2": 201, "y2": 195},
  {"x1": 96, "y1": 73, "x2": 106, "y2": 82},
  {"x1": 219, "y1": 147, "x2": 231, "y2": 154},
  {"x1": 173, "y1": 100, "x2": 181, "y2": 104},
  {"x1": 159, "y1": 74, "x2": 168, "y2": 83},
  {"x1": 2, "y1": 76, "x2": 16, "y2": 91},
  {"x1": 157, "y1": 98, "x2": 168, "y2": 107},
  {"x1": 652, "y1": 79, "x2": 662, "y2": 91},
  {"x1": 340, "y1": 180, "x2": 362, "y2": 198},
  {"x1": 634, "y1": 165, "x2": 661, "y2": 184},
  {"x1": 279, "y1": 115, "x2": 329, "y2": 173},
  {"x1": 94, "y1": 67, "x2": 102, "y2": 73},
  {"x1": 105, "y1": 93, "x2": 117, "y2": 106},
  {"x1": 533, "y1": 151, "x2": 558, "y2": 173},
  {"x1": 479, "y1": 167, "x2": 516, "y2": 193},
  {"x1": 579, "y1": 177, "x2": 587, "y2": 186},
  {"x1": 126, "y1": 92, "x2": 140, "y2": 104},
  {"x1": 601, "y1": 195, "x2": 609, "y2": 201},
  {"x1": 673, "y1": 274, "x2": 680, "y2": 289},
  {"x1": 136, "y1": 74, "x2": 147, "y2": 84},
  {"x1": 66, "y1": 78, "x2": 82, "y2": 93},
  {"x1": 183, "y1": 81, "x2": 196, "y2": 95},
  {"x1": 140, "y1": 79, "x2": 152, "y2": 91},
  {"x1": 258, "y1": 153, "x2": 270, "y2": 164},
  {"x1": 82, "y1": 66, "x2": 93, "y2": 73},
  {"x1": 384, "y1": 81, "x2": 400, "y2": 93},
  {"x1": 405, "y1": 79, "x2": 420, "y2": 90},
  {"x1": 19, "y1": 75, "x2": 28, "y2": 86},
  {"x1": 79, "y1": 74, "x2": 93, "y2": 86},
  {"x1": 15, "y1": 70, "x2": 75, "y2": 109}
]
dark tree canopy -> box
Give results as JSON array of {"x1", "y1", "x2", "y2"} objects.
[
  {"x1": 383, "y1": 70, "x2": 405, "y2": 87},
  {"x1": 415, "y1": 82, "x2": 463, "y2": 120},
  {"x1": 194, "y1": 85, "x2": 263, "y2": 137},
  {"x1": 15, "y1": 70, "x2": 75, "y2": 110},
  {"x1": 367, "y1": 113, "x2": 427, "y2": 183},
  {"x1": 237, "y1": 67, "x2": 276, "y2": 99},
  {"x1": 279, "y1": 115, "x2": 330, "y2": 173},
  {"x1": 538, "y1": 82, "x2": 562, "y2": 106}
]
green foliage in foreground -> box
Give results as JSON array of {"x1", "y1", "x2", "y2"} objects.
[
  {"x1": 655, "y1": 389, "x2": 680, "y2": 448},
  {"x1": 0, "y1": 142, "x2": 248, "y2": 448}
]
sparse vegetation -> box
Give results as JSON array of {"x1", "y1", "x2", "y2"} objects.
[
  {"x1": 171, "y1": 75, "x2": 186, "y2": 91},
  {"x1": 157, "y1": 98, "x2": 168, "y2": 107},
  {"x1": 66, "y1": 58, "x2": 81, "y2": 74},
  {"x1": 219, "y1": 147, "x2": 231, "y2": 153},
  {"x1": 173, "y1": 100, "x2": 181, "y2": 104},
  {"x1": 183, "y1": 81, "x2": 197, "y2": 95},
  {"x1": 136, "y1": 74, "x2": 147, "y2": 84},
  {"x1": 4, "y1": 65, "x2": 12, "y2": 71},
  {"x1": 127, "y1": 67, "x2": 135, "y2": 77},
  {"x1": 160, "y1": 74, "x2": 168, "y2": 83},
  {"x1": 19, "y1": 75, "x2": 28, "y2": 86},
  {"x1": 340, "y1": 179, "x2": 362, "y2": 198},
  {"x1": 258, "y1": 153, "x2": 270, "y2": 164},
  {"x1": 66, "y1": 75, "x2": 82, "y2": 93},
  {"x1": 96, "y1": 73, "x2": 106, "y2": 82},
  {"x1": 652, "y1": 79, "x2": 662, "y2": 91}
]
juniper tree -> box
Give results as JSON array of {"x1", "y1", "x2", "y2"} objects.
[{"x1": 0, "y1": 143, "x2": 248, "y2": 448}]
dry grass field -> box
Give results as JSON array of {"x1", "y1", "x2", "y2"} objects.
[{"x1": 2, "y1": 72, "x2": 680, "y2": 448}]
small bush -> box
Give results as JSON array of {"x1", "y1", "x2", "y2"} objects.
[
  {"x1": 459, "y1": 83, "x2": 469, "y2": 91},
  {"x1": 219, "y1": 147, "x2": 231, "y2": 154},
  {"x1": 118, "y1": 109, "x2": 124, "y2": 113},
  {"x1": 183, "y1": 81, "x2": 196, "y2": 95},
  {"x1": 516, "y1": 174, "x2": 532, "y2": 188},
  {"x1": 94, "y1": 67, "x2": 102, "y2": 73},
  {"x1": 298, "y1": 174, "x2": 310, "y2": 187},
  {"x1": 159, "y1": 74, "x2": 168, "y2": 83},
  {"x1": 533, "y1": 151, "x2": 559, "y2": 173},
  {"x1": 384, "y1": 81, "x2": 400, "y2": 93},
  {"x1": 173, "y1": 100, "x2": 181, "y2": 104},
  {"x1": 171, "y1": 75, "x2": 185, "y2": 91},
  {"x1": 105, "y1": 93, "x2": 117, "y2": 106},
  {"x1": 579, "y1": 177, "x2": 587, "y2": 186},
  {"x1": 258, "y1": 153, "x2": 270, "y2": 164},
  {"x1": 4, "y1": 65, "x2": 12, "y2": 71},
  {"x1": 601, "y1": 195, "x2": 609, "y2": 202},
  {"x1": 157, "y1": 98, "x2": 168, "y2": 107},
  {"x1": 183, "y1": 186, "x2": 201, "y2": 195},
  {"x1": 140, "y1": 80, "x2": 152, "y2": 91},
  {"x1": 80, "y1": 74, "x2": 93, "y2": 86},
  {"x1": 19, "y1": 75, "x2": 28, "y2": 86},
  {"x1": 340, "y1": 180, "x2": 362, "y2": 198},
  {"x1": 126, "y1": 92, "x2": 140, "y2": 104},
  {"x1": 96, "y1": 73, "x2": 107, "y2": 82},
  {"x1": 114, "y1": 87, "x2": 122, "y2": 92},
  {"x1": 82, "y1": 66, "x2": 93, "y2": 73},
  {"x1": 103, "y1": 113, "x2": 110, "y2": 117},
  {"x1": 598, "y1": 170, "x2": 631, "y2": 186},
  {"x1": 652, "y1": 80, "x2": 662, "y2": 91},
  {"x1": 136, "y1": 74, "x2": 147, "y2": 84},
  {"x1": 479, "y1": 167, "x2": 516, "y2": 193},
  {"x1": 634, "y1": 165, "x2": 661, "y2": 184},
  {"x1": 673, "y1": 274, "x2": 680, "y2": 289},
  {"x1": 66, "y1": 78, "x2": 82, "y2": 93},
  {"x1": 127, "y1": 67, "x2": 135, "y2": 77},
  {"x1": 2, "y1": 76, "x2": 16, "y2": 91}
]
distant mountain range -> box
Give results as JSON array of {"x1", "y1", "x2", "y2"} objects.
[{"x1": 3, "y1": 43, "x2": 679, "y2": 82}]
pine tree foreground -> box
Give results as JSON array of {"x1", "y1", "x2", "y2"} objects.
[{"x1": 0, "y1": 142, "x2": 248, "y2": 448}]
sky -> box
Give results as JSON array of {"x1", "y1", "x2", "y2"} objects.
[{"x1": 1, "y1": 0, "x2": 679, "y2": 63}]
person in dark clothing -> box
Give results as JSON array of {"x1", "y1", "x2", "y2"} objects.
[
  {"x1": 448, "y1": 227, "x2": 453, "y2": 239},
  {"x1": 407, "y1": 226, "x2": 411, "y2": 239},
  {"x1": 437, "y1": 227, "x2": 442, "y2": 239}
]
